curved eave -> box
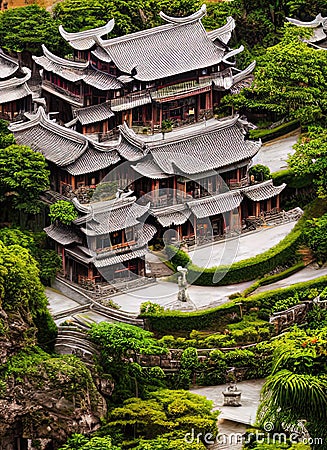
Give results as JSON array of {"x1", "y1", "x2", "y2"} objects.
[
  {"x1": 59, "y1": 19, "x2": 115, "y2": 50},
  {"x1": 159, "y1": 4, "x2": 206, "y2": 24},
  {"x1": 207, "y1": 16, "x2": 235, "y2": 44},
  {"x1": 222, "y1": 45, "x2": 244, "y2": 65},
  {"x1": 242, "y1": 180, "x2": 286, "y2": 201},
  {"x1": 232, "y1": 61, "x2": 256, "y2": 85},
  {"x1": 0, "y1": 67, "x2": 31, "y2": 89},
  {"x1": 36, "y1": 45, "x2": 89, "y2": 70},
  {"x1": 286, "y1": 14, "x2": 326, "y2": 28}
]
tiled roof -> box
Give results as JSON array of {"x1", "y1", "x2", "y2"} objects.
[
  {"x1": 65, "y1": 145, "x2": 120, "y2": 175},
  {"x1": 207, "y1": 16, "x2": 235, "y2": 44},
  {"x1": 9, "y1": 107, "x2": 120, "y2": 173},
  {"x1": 187, "y1": 191, "x2": 243, "y2": 219},
  {"x1": 0, "y1": 67, "x2": 32, "y2": 104},
  {"x1": 34, "y1": 45, "x2": 121, "y2": 90},
  {"x1": 286, "y1": 14, "x2": 326, "y2": 28},
  {"x1": 44, "y1": 223, "x2": 82, "y2": 245},
  {"x1": 65, "y1": 246, "x2": 94, "y2": 264},
  {"x1": 151, "y1": 205, "x2": 191, "y2": 227},
  {"x1": 73, "y1": 101, "x2": 114, "y2": 125},
  {"x1": 286, "y1": 14, "x2": 327, "y2": 45},
  {"x1": 10, "y1": 107, "x2": 88, "y2": 166},
  {"x1": 83, "y1": 69, "x2": 122, "y2": 90},
  {"x1": 98, "y1": 6, "x2": 227, "y2": 81},
  {"x1": 74, "y1": 195, "x2": 150, "y2": 235},
  {"x1": 0, "y1": 49, "x2": 19, "y2": 79},
  {"x1": 94, "y1": 245, "x2": 148, "y2": 268},
  {"x1": 91, "y1": 46, "x2": 112, "y2": 62},
  {"x1": 118, "y1": 117, "x2": 261, "y2": 175},
  {"x1": 111, "y1": 92, "x2": 152, "y2": 112},
  {"x1": 136, "y1": 223, "x2": 157, "y2": 246},
  {"x1": 132, "y1": 156, "x2": 170, "y2": 179},
  {"x1": 242, "y1": 180, "x2": 286, "y2": 201},
  {"x1": 59, "y1": 19, "x2": 115, "y2": 51}
]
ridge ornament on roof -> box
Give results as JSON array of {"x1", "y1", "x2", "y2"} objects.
[{"x1": 59, "y1": 19, "x2": 115, "y2": 50}]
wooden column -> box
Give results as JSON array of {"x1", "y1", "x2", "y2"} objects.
[
  {"x1": 173, "y1": 176, "x2": 177, "y2": 203},
  {"x1": 267, "y1": 198, "x2": 272, "y2": 212},
  {"x1": 276, "y1": 195, "x2": 280, "y2": 211},
  {"x1": 71, "y1": 175, "x2": 76, "y2": 190},
  {"x1": 256, "y1": 202, "x2": 261, "y2": 217},
  {"x1": 159, "y1": 105, "x2": 163, "y2": 127},
  {"x1": 237, "y1": 168, "x2": 241, "y2": 182},
  {"x1": 194, "y1": 216, "x2": 197, "y2": 239},
  {"x1": 61, "y1": 246, "x2": 66, "y2": 276},
  {"x1": 88, "y1": 266, "x2": 93, "y2": 279}
]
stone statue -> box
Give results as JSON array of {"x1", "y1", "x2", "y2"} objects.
[{"x1": 177, "y1": 266, "x2": 190, "y2": 302}]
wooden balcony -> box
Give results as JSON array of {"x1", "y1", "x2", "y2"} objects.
[{"x1": 42, "y1": 80, "x2": 83, "y2": 107}]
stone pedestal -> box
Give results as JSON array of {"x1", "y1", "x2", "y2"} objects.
[{"x1": 222, "y1": 384, "x2": 242, "y2": 407}]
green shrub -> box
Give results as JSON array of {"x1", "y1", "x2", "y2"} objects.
[
  {"x1": 249, "y1": 164, "x2": 271, "y2": 182},
  {"x1": 142, "y1": 276, "x2": 327, "y2": 333},
  {"x1": 249, "y1": 120, "x2": 299, "y2": 142}
]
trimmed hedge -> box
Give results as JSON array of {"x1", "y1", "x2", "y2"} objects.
[
  {"x1": 166, "y1": 198, "x2": 327, "y2": 287},
  {"x1": 272, "y1": 168, "x2": 313, "y2": 189},
  {"x1": 141, "y1": 276, "x2": 327, "y2": 333},
  {"x1": 187, "y1": 228, "x2": 302, "y2": 286},
  {"x1": 249, "y1": 120, "x2": 300, "y2": 142},
  {"x1": 242, "y1": 261, "x2": 305, "y2": 297}
]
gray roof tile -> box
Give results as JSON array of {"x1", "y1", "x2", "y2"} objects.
[
  {"x1": 10, "y1": 107, "x2": 120, "y2": 172},
  {"x1": 73, "y1": 101, "x2": 114, "y2": 125},
  {"x1": 0, "y1": 50, "x2": 19, "y2": 79},
  {"x1": 118, "y1": 116, "x2": 261, "y2": 175},
  {"x1": 242, "y1": 180, "x2": 286, "y2": 201},
  {"x1": 44, "y1": 223, "x2": 82, "y2": 245},
  {"x1": 59, "y1": 19, "x2": 115, "y2": 51},
  {"x1": 99, "y1": 7, "x2": 227, "y2": 81},
  {"x1": 0, "y1": 67, "x2": 32, "y2": 104},
  {"x1": 187, "y1": 190, "x2": 243, "y2": 218}
]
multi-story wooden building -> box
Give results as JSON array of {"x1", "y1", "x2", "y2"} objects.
[
  {"x1": 0, "y1": 50, "x2": 32, "y2": 121},
  {"x1": 9, "y1": 6, "x2": 286, "y2": 285},
  {"x1": 33, "y1": 5, "x2": 255, "y2": 137}
]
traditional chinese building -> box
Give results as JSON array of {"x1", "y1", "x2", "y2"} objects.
[
  {"x1": 10, "y1": 106, "x2": 286, "y2": 272},
  {"x1": 286, "y1": 14, "x2": 327, "y2": 48},
  {"x1": 9, "y1": 7, "x2": 286, "y2": 286},
  {"x1": 44, "y1": 192, "x2": 156, "y2": 284},
  {"x1": 33, "y1": 5, "x2": 255, "y2": 137},
  {"x1": 0, "y1": 50, "x2": 33, "y2": 121}
]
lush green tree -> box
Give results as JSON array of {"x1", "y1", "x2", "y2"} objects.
[
  {"x1": 53, "y1": 0, "x2": 201, "y2": 38},
  {"x1": 249, "y1": 164, "x2": 271, "y2": 182},
  {"x1": 0, "y1": 240, "x2": 57, "y2": 350},
  {"x1": 0, "y1": 228, "x2": 61, "y2": 285},
  {"x1": 0, "y1": 144, "x2": 50, "y2": 215},
  {"x1": 49, "y1": 200, "x2": 78, "y2": 225},
  {"x1": 222, "y1": 26, "x2": 327, "y2": 125},
  {"x1": 257, "y1": 327, "x2": 327, "y2": 448},
  {"x1": 105, "y1": 389, "x2": 218, "y2": 443},
  {"x1": 288, "y1": 127, "x2": 327, "y2": 198},
  {"x1": 0, "y1": 120, "x2": 15, "y2": 149},
  {"x1": 89, "y1": 322, "x2": 167, "y2": 401},
  {"x1": 59, "y1": 434, "x2": 120, "y2": 450},
  {"x1": 135, "y1": 435, "x2": 206, "y2": 449},
  {"x1": 0, "y1": 5, "x2": 67, "y2": 56},
  {"x1": 303, "y1": 213, "x2": 327, "y2": 263}
]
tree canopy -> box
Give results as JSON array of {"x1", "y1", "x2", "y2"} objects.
[
  {"x1": 288, "y1": 127, "x2": 327, "y2": 197},
  {"x1": 222, "y1": 27, "x2": 327, "y2": 125},
  {"x1": 0, "y1": 144, "x2": 50, "y2": 215},
  {"x1": 257, "y1": 327, "x2": 327, "y2": 448},
  {"x1": 49, "y1": 200, "x2": 78, "y2": 225},
  {"x1": 0, "y1": 5, "x2": 67, "y2": 56}
]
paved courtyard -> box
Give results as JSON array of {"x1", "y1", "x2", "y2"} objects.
[
  {"x1": 191, "y1": 379, "x2": 265, "y2": 426},
  {"x1": 252, "y1": 131, "x2": 299, "y2": 173},
  {"x1": 190, "y1": 221, "x2": 296, "y2": 268}
]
